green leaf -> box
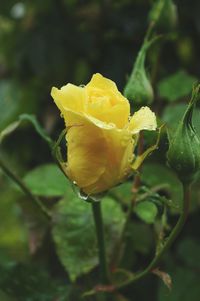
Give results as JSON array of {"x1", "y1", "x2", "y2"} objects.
[
  {"x1": 158, "y1": 70, "x2": 197, "y2": 102},
  {"x1": 158, "y1": 238, "x2": 200, "y2": 301},
  {"x1": 0, "y1": 262, "x2": 75, "y2": 301},
  {"x1": 141, "y1": 163, "x2": 183, "y2": 208},
  {"x1": 162, "y1": 103, "x2": 200, "y2": 138},
  {"x1": 120, "y1": 221, "x2": 153, "y2": 269},
  {"x1": 109, "y1": 182, "x2": 132, "y2": 205},
  {"x1": 52, "y1": 196, "x2": 125, "y2": 281},
  {"x1": 134, "y1": 201, "x2": 158, "y2": 224},
  {"x1": 23, "y1": 164, "x2": 70, "y2": 197}
]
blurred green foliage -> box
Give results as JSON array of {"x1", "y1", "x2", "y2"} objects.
[
  {"x1": 52, "y1": 194, "x2": 125, "y2": 281},
  {"x1": 158, "y1": 70, "x2": 197, "y2": 102},
  {"x1": 0, "y1": 0, "x2": 200, "y2": 300}
]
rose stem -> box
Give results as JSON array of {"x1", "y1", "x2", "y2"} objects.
[{"x1": 92, "y1": 201, "x2": 110, "y2": 285}]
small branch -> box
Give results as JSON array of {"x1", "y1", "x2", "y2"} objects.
[
  {"x1": 115, "y1": 183, "x2": 191, "y2": 291},
  {"x1": 136, "y1": 183, "x2": 169, "y2": 202},
  {"x1": 0, "y1": 157, "x2": 51, "y2": 220}
]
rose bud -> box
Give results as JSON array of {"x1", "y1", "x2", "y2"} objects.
[
  {"x1": 149, "y1": 0, "x2": 178, "y2": 32},
  {"x1": 124, "y1": 42, "x2": 154, "y2": 107},
  {"x1": 167, "y1": 84, "x2": 200, "y2": 184}
]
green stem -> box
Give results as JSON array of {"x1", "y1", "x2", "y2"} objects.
[
  {"x1": 92, "y1": 201, "x2": 109, "y2": 285},
  {"x1": 0, "y1": 157, "x2": 51, "y2": 220},
  {"x1": 116, "y1": 183, "x2": 191, "y2": 291},
  {"x1": 144, "y1": 21, "x2": 155, "y2": 42}
]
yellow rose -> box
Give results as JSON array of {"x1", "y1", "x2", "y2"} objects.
[{"x1": 51, "y1": 73, "x2": 157, "y2": 195}]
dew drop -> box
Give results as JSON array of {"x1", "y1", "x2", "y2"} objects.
[
  {"x1": 123, "y1": 168, "x2": 129, "y2": 177},
  {"x1": 128, "y1": 156, "x2": 133, "y2": 163},
  {"x1": 121, "y1": 135, "x2": 130, "y2": 147},
  {"x1": 78, "y1": 190, "x2": 89, "y2": 201}
]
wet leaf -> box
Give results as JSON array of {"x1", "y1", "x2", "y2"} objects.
[
  {"x1": 141, "y1": 163, "x2": 183, "y2": 208},
  {"x1": 158, "y1": 237, "x2": 200, "y2": 301},
  {"x1": 52, "y1": 196, "x2": 125, "y2": 281},
  {"x1": 162, "y1": 103, "x2": 200, "y2": 138},
  {"x1": 158, "y1": 70, "x2": 197, "y2": 102},
  {"x1": 0, "y1": 262, "x2": 75, "y2": 301},
  {"x1": 134, "y1": 201, "x2": 158, "y2": 224},
  {"x1": 109, "y1": 182, "x2": 132, "y2": 205},
  {"x1": 23, "y1": 164, "x2": 70, "y2": 197}
]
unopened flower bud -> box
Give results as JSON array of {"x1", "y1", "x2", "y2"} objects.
[
  {"x1": 167, "y1": 84, "x2": 200, "y2": 183},
  {"x1": 124, "y1": 42, "x2": 154, "y2": 107},
  {"x1": 149, "y1": 0, "x2": 178, "y2": 31}
]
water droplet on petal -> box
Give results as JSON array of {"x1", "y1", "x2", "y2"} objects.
[
  {"x1": 121, "y1": 135, "x2": 131, "y2": 147},
  {"x1": 123, "y1": 168, "x2": 129, "y2": 177},
  {"x1": 128, "y1": 156, "x2": 133, "y2": 163}
]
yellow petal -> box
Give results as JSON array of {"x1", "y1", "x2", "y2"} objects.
[
  {"x1": 87, "y1": 101, "x2": 130, "y2": 129},
  {"x1": 63, "y1": 109, "x2": 134, "y2": 194},
  {"x1": 86, "y1": 73, "x2": 130, "y2": 128},
  {"x1": 128, "y1": 106, "x2": 157, "y2": 134},
  {"x1": 65, "y1": 111, "x2": 107, "y2": 189},
  {"x1": 52, "y1": 73, "x2": 130, "y2": 129},
  {"x1": 84, "y1": 126, "x2": 134, "y2": 194},
  {"x1": 51, "y1": 83, "x2": 86, "y2": 114},
  {"x1": 86, "y1": 73, "x2": 119, "y2": 92}
]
